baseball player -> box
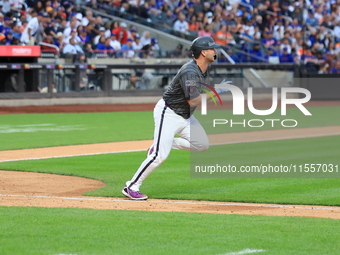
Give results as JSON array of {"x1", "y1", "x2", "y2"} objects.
[{"x1": 122, "y1": 36, "x2": 230, "y2": 200}]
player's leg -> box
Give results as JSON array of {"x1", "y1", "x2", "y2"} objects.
[
  {"x1": 123, "y1": 99, "x2": 186, "y2": 199},
  {"x1": 172, "y1": 115, "x2": 209, "y2": 152}
]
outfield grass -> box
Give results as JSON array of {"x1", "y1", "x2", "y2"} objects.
[
  {"x1": 0, "y1": 135, "x2": 339, "y2": 205},
  {"x1": 1, "y1": 206, "x2": 339, "y2": 255},
  {"x1": 0, "y1": 111, "x2": 154, "y2": 150},
  {"x1": 196, "y1": 106, "x2": 340, "y2": 134},
  {"x1": 0, "y1": 106, "x2": 339, "y2": 151}
]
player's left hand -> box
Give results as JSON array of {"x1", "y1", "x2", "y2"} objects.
[
  {"x1": 215, "y1": 88, "x2": 230, "y2": 94},
  {"x1": 220, "y1": 79, "x2": 233, "y2": 85}
]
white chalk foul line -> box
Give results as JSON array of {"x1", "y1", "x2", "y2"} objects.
[
  {"x1": 220, "y1": 249, "x2": 265, "y2": 255},
  {"x1": 1, "y1": 194, "x2": 340, "y2": 212}
]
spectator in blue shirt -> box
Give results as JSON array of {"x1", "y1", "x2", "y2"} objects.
[
  {"x1": 96, "y1": 36, "x2": 106, "y2": 50},
  {"x1": 262, "y1": 31, "x2": 277, "y2": 49},
  {"x1": 264, "y1": 46, "x2": 279, "y2": 62},
  {"x1": 97, "y1": 37, "x2": 115, "y2": 57},
  {"x1": 248, "y1": 43, "x2": 264, "y2": 62},
  {"x1": 1, "y1": 17, "x2": 13, "y2": 35},
  {"x1": 279, "y1": 47, "x2": 294, "y2": 63},
  {"x1": 305, "y1": 9, "x2": 319, "y2": 27}
]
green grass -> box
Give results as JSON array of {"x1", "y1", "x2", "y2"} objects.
[
  {"x1": 196, "y1": 106, "x2": 340, "y2": 134},
  {"x1": 0, "y1": 111, "x2": 154, "y2": 150},
  {"x1": 0, "y1": 206, "x2": 339, "y2": 255},
  {"x1": 0, "y1": 106, "x2": 339, "y2": 151},
  {"x1": 1, "y1": 135, "x2": 339, "y2": 206}
]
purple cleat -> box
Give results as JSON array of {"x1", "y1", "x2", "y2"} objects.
[{"x1": 122, "y1": 187, "x2": 148, "y2": 200}]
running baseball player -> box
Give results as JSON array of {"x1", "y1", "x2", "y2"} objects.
[{"x1": 122, "y1": 36, "x2": 230, "y2": 200}]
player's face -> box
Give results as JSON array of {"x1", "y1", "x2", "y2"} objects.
[{"x1": 204, "y1": 48, "x2": 217, "y2": 62}]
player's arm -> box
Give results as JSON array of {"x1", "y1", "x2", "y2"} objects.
[
  {"x1": 187, "y1": 94, "x2": 215, "y2": 107},
  {"x1": 187, "y1": 79, "x2": 232, "y2": 107}
]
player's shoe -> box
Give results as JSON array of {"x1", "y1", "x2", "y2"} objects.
[{"x1": 122, "y1": 187, "x2": 148, "y2": 200}]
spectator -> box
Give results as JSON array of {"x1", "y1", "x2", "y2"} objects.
[
  {"x1": 214, "y1": 24, "x2": 235, "y2": 46},
  {"x1": 102, "y1": 22, "x2": 111, "y2": 39},
  {"x1": 83, "y1": 41, "x2": 94, "y2": 58},
  {"x1": 63, "y1": 19, "x2": 77, "y2": 40},
  {"x1": 38, "y1": 83, "x2": 57, "y2": 93},
  {"x1": 75, "y1": 54, "x2": 90, "y2": 90},
  {"x1": 132, "y1": 35, "x2": 143, "y2": 50},
  {"x1": 198, "y1": 23, "x2": 213, "y2": 37},
  {"x1": 121, "y1": 38, "x2": 135, "y2": 58},
  {"x1": 158, "y1": 8, "x2": 174, "y2": 31},
  {"x1": 139, "y1": 44, "x2": 152, "y2": 58},
  {"x1": 5, "y1": 31, "x2": 13, "y2": 45},
  {"x1": 173, "y1": 11, "x2": 188, "y2": 38},
  {"x1": 79, "y1": 28, "x2": 90, "y2": 46},
  {"x1": 94, "y1": 27, "x2": 106, "y2": 45},
  {"x1": 44, "y1": 19, "x2": 57, "y2": 39},
  {"x1": 112, "y1": 22, "x2": 128, "y2": 45},
  {"x1": 280, "y1": 38, "x2": 292, "y2": 54},
  {"x1": 63, "y1": 37, "x2": 84, "y2": 55},
  {"x1": 325, "y1": 53, "x2": 336, "y2": 72},
  {"x1": 140, "y1": 30, "x2": 151, "y2": 46},
  {"x1": 109, "y1": 33, "x2": 121, "y2": 50},
  {"x1": 11, "y1": 37, "x2": 19, "y2": 45},
  {"x1": 333, "y1": 20, "x2": 340, "y2": 42},
  {"x1": 306, "y1": 9, "x2": 319, "y2": 27},
  {"x1": 17, "y1": 11, "x2": 26, "y2": 27},
  {"x1": 330, "y1": 60, "x2": 340, "y2": 73},
  {"x1": 129, "y1": 28, "x2": 139, "y2": 41},
  {"x1": 188, "y1": 14, "x2": 200, "y2": 33},
  {"x1": 273, "y1": 19, "x2": 284, "y2": 41},
  {"x1": 41, "y1": 33, "x2": 58, "y2": 54},
  {"x1": 92, "y1": 16, "x2": 103, "y2": 35},
  {"x1": 82, "y1": 10, "x2": 94, "y2": 27},
  {"x1": 96, "y1": 35, "x2": 106, "y2": 49},
  {"x1": 75, "y1": 13, "x2": 83, "y2": 27},
  {"x1": 150, "y1": 38, "x2": 160, "y2": 50},
  {"x1": 223, "y1": 12, "x2": 236, "y2": 27},
  {"x1": 265, "y1": 47, "x2": 279, "y2": 63},
  {"x1": 11, "y1": 22, "x2": 21, "y2": 39},
  {"x1": 318, "y1": 63, "x2": 329, "y2": 74},
  {"x1": 248, "y1": 43, "x2": 264, "y2": 62},
  {"x1": 1, "y1": 0, "x2": 11, "y2": 14},
  {"x1": 169, "y1": 43, "x2": 185, "y2": 58},
  {"x1": 64, "y1": 29, "x2": 80, "y2": 45},
  {"x1": 262, "y1": 30, "x2": 277, "y2": 49},
  {"x1": 0, "y1": 34, "x2": 6, "y2": 45},
  {"x1": 167, "y1": 0, "x2": 179, "y2": 12},
  {"x1": 279, "y1": 47, "x2": 294, "y2": 63},
  {"x1": 1, "y1": 17, "x2": 13, "y2": 35},
  {"x1": 20, "y1": 12, "x2": 44, "y2": 45}
]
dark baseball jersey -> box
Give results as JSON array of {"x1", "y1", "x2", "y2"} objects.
[{"x1": 163, "y1": 60, "x2": 211, "y2": 119}]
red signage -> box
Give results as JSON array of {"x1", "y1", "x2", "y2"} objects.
[{"x1": 0, "y1": 46, "x2": 41, "y2": 57}]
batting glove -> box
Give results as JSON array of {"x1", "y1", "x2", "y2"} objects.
[{"x1": 220, "y1": 79, "x2": 233, "y2": 85}]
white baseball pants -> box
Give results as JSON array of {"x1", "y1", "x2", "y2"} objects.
[{"x1": 126, "y1": 98, "x2": 209, "y2": 191}]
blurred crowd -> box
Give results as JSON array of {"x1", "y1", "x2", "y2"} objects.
[{"x1": 1, "y1": 0, "x2": 340, "y2": 73}]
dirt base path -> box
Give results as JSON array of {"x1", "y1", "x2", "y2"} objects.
[
  {"x1": 1, "y1": 125, "x2": 340, "y2": 219},
  {"x1": 1, "y1": 171, "x2": 340, "y2": 219}
]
